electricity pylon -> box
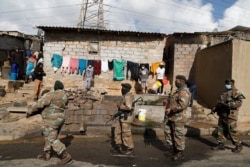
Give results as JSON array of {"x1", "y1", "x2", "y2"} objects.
[{"x1": 77, "y1": 0, "x2": 105, "y2": 29}]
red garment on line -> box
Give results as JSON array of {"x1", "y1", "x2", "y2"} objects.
[
  {"x1": 94, "y1": 60, "x2": 101, "y2": 75},
  {"x1": 70, "y1": 58, "x2": 79, "y2": 74}
]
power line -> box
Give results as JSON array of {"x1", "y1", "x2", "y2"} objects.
[
  {"x1": 103, "y1": 4, "x2": 213, "y2": 31},
  {"x1": 1, "y1": 0, "x2": 249, "y2": 34},
  {"x1": 156, "y1": 0, "x2": 250, "y2": 26},
  {"x1": 0, "y1": 3, "x2": 81, "y2": 14}
]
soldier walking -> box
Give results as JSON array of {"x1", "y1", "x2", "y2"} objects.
[
  {"x1": 110, "y1": 83, "x2": 135, "y2": 155},
  {"x1": 27, "y1": 80, "x2": 72, "y2": 165},
  {"x1": 211, "y1": 79, "x2": 245, "y2": 153},
  {"x1": 164, "y1": 75, "x2": 191, "y2": 161}
]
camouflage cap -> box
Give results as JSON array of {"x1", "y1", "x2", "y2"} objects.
[
  {"x1": 176, "y1": 75, "x2": 186, "y2": 81},
  {"x1": 54, "y1": 80, "x2": 64, "y2": 90},
  {"x1": 121, "y1": 83, "x2": 132, "y2": 89},
  {"x1": 225, "y1": 79, "x2": 235, "y2": 84}
]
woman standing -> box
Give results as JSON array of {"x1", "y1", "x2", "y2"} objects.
[{"x1": 33, "y1": 63, "x2": 46, "y2": 101}]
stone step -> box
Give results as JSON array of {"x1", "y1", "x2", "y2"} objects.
[
  {"x1": 7, "y1": 106, "x2": 28, "y2": 113},
  {"x1": 17, "y1": 89, "x2": 34, "y2": 94},
  {"x1": 19, "y1": 86, "x2": 34, "y2": 90}
]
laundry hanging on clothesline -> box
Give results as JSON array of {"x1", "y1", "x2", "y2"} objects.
[
  {"x1": 61, "y1": 56, "x2": 70, "y2": 74},
  {"x1": 113, "y1": 59, "x2": 126, "y2": 81},
  {"x1": 49, "y1": 53, "x2": 165, "y2": 82},
  {"x1": 70, "y1": 57, "x2": 79, "y2": 74},
  {"x1": 51, "y1": 53, "x2": 63, "y2": 72},
  {"x1": 79, "y1": 58, "x2": 87, "y2": 75}
]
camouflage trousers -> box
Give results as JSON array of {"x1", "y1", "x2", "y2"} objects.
[
  {"x1": 216, "y1": 117, "x2": 241, "y2": 145},
  {"x1": 42, "y1": 125, "x2": 66, "y2": 155},
  {"x1": 164, "y1": 119, "x2": 173, "y2": 146},
  {"x1": 114, "y1": 119, "x2": 134, "y2": 149},
  {"x1": 164, "y1": 120, "x2": 185, "y2": 151}
]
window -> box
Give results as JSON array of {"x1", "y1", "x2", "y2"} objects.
[{"x1": 88, "y1": 42, "x2": 99, "y2": 54}]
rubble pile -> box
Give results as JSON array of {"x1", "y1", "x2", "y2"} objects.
[{"x1": 62, "y1": 89, "x2": 121, "y2": 135}]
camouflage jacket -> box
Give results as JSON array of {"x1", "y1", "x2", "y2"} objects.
[
  {"x1": 118, "y1": 92, "x2": 134, "y2": 122},
  {"x1": 215, "y1": 87, "x2": 245, "y2": 120},
  {"x1": 168, "y1": 85, "x2": 191, "y2": 122},
  {"x1": 31, "y1": 90, "x2": 68, "y2": 128}
]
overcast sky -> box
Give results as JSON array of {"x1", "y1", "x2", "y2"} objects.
[{"x1": 0, "y1": 0, "x2": 250, "y2": 35}]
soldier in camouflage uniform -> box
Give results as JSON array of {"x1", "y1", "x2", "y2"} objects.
[
  {"x1": 211, "y1": 79, "x2": 245, "y2": 153},
  {"x1": 27, "y1": 80, "x2": 72, "y2": 165},
  {"x1": 111, "y1": 83, "x2": 135, "y2": 155},
  {"x1": 164, "y1": 75, "x2": 191, "y2": 161}
]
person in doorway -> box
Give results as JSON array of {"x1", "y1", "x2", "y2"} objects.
[
  {"x1": 156, "y1": 62, "x2": 165, "y2": 94},
  {"x1": 164, "y1": 75, "x2": 191, "y2": 161},
  {"x1": 10, "y1": 47, "x2": 22, "y2": 78},
  {"x1": 139, "y1": 65, "x2": 149, "y2": 93},
  {"x1": 33, "y1": 63, "x2": 46, "y2": 101},
  {"x1": 83, "y1": 64, "x2": 94, "y2": 90},
  {"x1": 211, "y1": 79, "x2": 245, "y2": 153},
  {"x1": 111, "y1": 83, "x2": 135, "y2": 155},
  {"x1": 27, "y1": 80, "x2": 72, "y2": 166}
]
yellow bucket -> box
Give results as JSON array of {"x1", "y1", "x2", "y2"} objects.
[
  {"x1": 138, "y1": 109, "x2": 146, "y2": 121},
  {"x1": 152, "y1": 81, "x2": 162, "y2": 91}
]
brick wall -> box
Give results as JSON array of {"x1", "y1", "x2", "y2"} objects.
[
  {"x1": 42, "y1": 32, "x2": 166, "y2": 94},
  {"x1": 173, "y1": 43, "x2": 206, "y2": 80}
]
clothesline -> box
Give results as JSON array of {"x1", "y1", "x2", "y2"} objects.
[{"x1": 50, "y1": 53, "x2": 163, "y2": 81}]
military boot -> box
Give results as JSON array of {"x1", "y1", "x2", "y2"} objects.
[
  {"x1": 110, "y1": 144, "x2": 122, "y2": 154},
  {"x1": 211, "y1": 143, "x2": 225, "y2": 151},
  {"x1": 57, "y1": 150, "x2": 72, "y2": 166},
  {"x1": 232, "y1": 144, "x2": 243, "y2": 153},
  {"x1": 165, "y1": 143, "x2": 176, "y2": 154},
  {"x1": 172, "y1": 151, "x2": 184, "y2": 161},
  {"x1": 37, "y1": 151, "x2": 51, "y2": 161},
  {"x1": 121, "y1": 148, "x2": 134, "y2": 156}
]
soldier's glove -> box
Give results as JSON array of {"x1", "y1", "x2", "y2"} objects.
[
  {"x1": 227, "y1": 102, "x2": 235, "y2": 109},
  {"x1": 26, "y1": 112, "x2": 31, "y2": 118},
  {"x1": 124, "y1": 112, "x2": 128, "y2": 120},
  {"x1": 207, "y1": 107, "x2": 215, "y2": 116},
  {"x1": 211, "y1": 107, "x2": 216, "y2": 113}
]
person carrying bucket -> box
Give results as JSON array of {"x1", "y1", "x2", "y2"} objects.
[{"x1": 156, "y1": 62, "x2": 166, "y2": 94}]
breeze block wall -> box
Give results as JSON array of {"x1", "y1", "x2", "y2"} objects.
[{"x1": 41, "y1": 28, "x2": 166, "y2": 95}]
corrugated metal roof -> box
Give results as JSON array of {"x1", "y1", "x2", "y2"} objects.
[
  {"x1": 0, "y1": 30, "x2": 40, "y2": 40},
  {"x1": 228, "y1": 25, "x2": 250, "y2": 32},
  {"x1": 36, "y1": 25, "x2": 166, "y2": 36}
]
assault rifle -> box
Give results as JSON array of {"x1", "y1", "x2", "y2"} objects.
[
  {"x1": 166, "y1": 85, "x2": 173, "y2": 107},
  {"x1": 207, "y1": 102, "x2": 231, "y2": 117},
  {"x1": 105, "y1": 96, "x2": 143, "y2": 125},
  {"x1": 164, "y1": 85, "x2": 173, "y2": 122}
]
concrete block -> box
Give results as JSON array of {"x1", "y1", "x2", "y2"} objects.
[
  {"x1": 82, "y1": 110, "x2": 92, "y2": 115},
  {"x1": 7, "y1": 106, "x2": 28, "y2": 113},
  {"x1": 17, "y1": 89, "x2": 34, "y2": 94}
]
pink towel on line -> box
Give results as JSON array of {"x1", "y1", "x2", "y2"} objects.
[{"x1": 61, "y1": 56, "x2": 70, "y2": 74}]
